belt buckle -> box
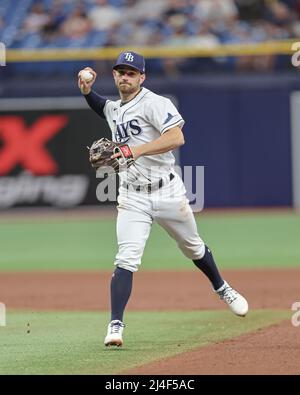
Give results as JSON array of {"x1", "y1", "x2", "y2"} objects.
[{"x1": 145, "y1": 178, "x2": 164, "y2": 193}]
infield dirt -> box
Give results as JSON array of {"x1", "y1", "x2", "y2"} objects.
[{"x1": 1, "y1": 268, "x2": 298, "y2": 374}]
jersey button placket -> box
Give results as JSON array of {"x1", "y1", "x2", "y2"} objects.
[
  {"x1": 114, "y1": 111, "x2": 122, "y2": 142},
  {"x1": 151, "y1": 192, "x2": 159, "y2": 212}
]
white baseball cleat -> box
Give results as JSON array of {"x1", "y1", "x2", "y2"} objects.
[
  {"x1": 104, "y1": 320, "x2": 125, "y2": 347},
  {"x1": 215, "y1": 281, "x2": 249, "y2": 317}
]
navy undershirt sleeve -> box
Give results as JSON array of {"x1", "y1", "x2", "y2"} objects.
[{"x1": 84, "y1": 90, "x2": 107, "y2": 119}]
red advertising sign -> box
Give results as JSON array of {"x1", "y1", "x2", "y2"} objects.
[
  {"x1": 0, "y1": 97, "x2": 112, "y2": 208},
  {"x1": 0, "y1": 115, "x2": 68, "y2": 175}
]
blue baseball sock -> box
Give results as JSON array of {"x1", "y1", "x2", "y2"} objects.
[
  {"x1": 193, "y1": 246, "x2": 224, "y2": 291},
  {"x1": 110, "y1": 267, "x2": 133, "y2": 322}
]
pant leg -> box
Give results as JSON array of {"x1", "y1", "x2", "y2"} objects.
[
  {"x1": 115, "y1": 203, "x2": 153, "y2": 272},
  {"x1": 154, "y1": 196, "x2": 205, "y2": 260}
]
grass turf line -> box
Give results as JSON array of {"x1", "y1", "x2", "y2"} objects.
[
  {"x1": 0, "y1": 212, "x2": 299, "y2": 271},
  {"x1": 0, "y1": 309, "x2": 289, "y2": 375}
]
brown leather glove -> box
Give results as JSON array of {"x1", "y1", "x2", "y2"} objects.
[{"x1": 88, "y1": 138, "x2": 134, "y2": 173}]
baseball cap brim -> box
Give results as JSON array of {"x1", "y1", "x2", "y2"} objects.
[{"x1": 113, "y1": 63, "x2": 144, "y2": 73}]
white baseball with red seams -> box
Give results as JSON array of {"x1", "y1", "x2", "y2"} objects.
[{"x1": 80, "y1": 70, "x2": 94, "y2": 82}]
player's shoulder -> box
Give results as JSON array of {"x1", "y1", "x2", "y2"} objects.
[
  {"x1": 142, "y1": 88, "x2": 170, "y2": 105},
  {"x1": 105, "y1": 97, "x2": 121, "y2": 111}
]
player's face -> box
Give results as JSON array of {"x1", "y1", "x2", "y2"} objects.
[{"x1": 113, "y1": 67, "x2": 145, "y2": 95}]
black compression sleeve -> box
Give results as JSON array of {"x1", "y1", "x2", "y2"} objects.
[{"x1": 84, "y1": 90, "x2": 107, "y2": 119}]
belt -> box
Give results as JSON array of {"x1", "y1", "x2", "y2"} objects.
[{"x1": 122, "y1": 173, "x2": 175, "y2": 193}]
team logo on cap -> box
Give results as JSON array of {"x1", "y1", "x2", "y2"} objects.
[{"x1": 124, "y1": 52, "x2": 134, "y2": 62}]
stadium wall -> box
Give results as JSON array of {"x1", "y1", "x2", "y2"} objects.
[{"x1": 0, "y1": 73, "x2": 298, "y2": 208}]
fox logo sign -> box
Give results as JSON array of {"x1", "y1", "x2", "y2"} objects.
[{"x1": 0, "y1": 115, "x2": 67, "y2": 175}]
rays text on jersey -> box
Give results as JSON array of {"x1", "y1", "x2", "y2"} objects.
[{"x1": 114, "y1": 119, "x2": 142, "y2": 142}]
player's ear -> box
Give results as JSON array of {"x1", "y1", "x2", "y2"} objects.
[{"x1": 140, "y1": 73, "x2": 146, "y2": 84}]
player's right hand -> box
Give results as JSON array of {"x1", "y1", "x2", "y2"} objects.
[{"x1": 78, "y1": 67, "x2": 97, "y2": 95}]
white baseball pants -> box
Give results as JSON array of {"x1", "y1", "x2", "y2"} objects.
[{"x1": 114, "y1": 173, "x2": 205, "y2": 272}]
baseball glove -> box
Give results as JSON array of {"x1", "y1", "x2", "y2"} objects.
[{"x1": 88, "y1": 138, "x2": 134, "y2": 174}]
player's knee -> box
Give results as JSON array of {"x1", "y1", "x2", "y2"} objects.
[
  {"x1": 179, "y1": 239, "x2": 205, "y2": 260},
  {"x1": 114, "y1": 262, "x2": 138, "y2": 273},
  {"x1": 114, "y1": 244, "x2": 143, "y2": 272}
]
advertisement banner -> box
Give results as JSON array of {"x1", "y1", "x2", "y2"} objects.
[{"x1": 0, "y1": 97, "x2": 111, "y2": 208}]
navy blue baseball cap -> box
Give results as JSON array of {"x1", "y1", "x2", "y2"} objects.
[{"x1": 113, "y1": 51, "x2": 145, "y2": 74}]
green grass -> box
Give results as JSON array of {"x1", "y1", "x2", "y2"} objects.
[
  {"x1": 0, "y1": 212, "x2": 299, "y2": 271},
  {"x1": 0, "y1": 309, "x2": 289, "y2": 375}
]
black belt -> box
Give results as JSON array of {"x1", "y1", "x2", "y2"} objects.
[{"x1": 122, "y1": 173, "x2": 175, "y2": 193}]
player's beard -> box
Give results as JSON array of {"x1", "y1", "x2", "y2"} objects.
[{"x1": 118, "y1": 82, "x2": 139, "y2": 95}]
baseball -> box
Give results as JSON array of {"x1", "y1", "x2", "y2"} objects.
[{"x1": 80, "y1": 70, "x2": 94, "y2": 83}]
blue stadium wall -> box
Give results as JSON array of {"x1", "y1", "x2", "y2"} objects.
[{"x1": 0, "y1": 71, "x2": 298, "y2": 208}]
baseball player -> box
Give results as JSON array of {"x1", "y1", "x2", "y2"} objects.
[{"x1": 78, "y1": 51, "x2": 248, "y2": 347}]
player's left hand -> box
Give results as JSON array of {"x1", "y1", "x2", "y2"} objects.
[{"x1": 88, "y1": 138, "x2": 135, "y2": 173}]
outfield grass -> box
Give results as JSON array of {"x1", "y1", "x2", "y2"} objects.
[
  {"x1": 0, "y1": 309, "x2": 289, "y2": 375},
  {"x1": 0, "y1": 212, "x2": 299, "y2": 271}
]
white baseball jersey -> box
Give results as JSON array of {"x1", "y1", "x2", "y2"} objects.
[{"x1": 103, "y1": 87, "x2": 185, "y2": 185}]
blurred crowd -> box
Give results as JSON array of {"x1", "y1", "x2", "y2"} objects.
[{"x1": 1, "y1": 0, "x2": 300, "y2": 74}]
